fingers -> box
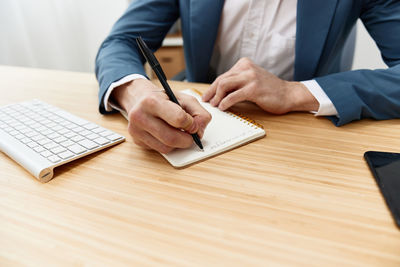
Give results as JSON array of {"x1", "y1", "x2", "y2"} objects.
[
  {"x1": 209, "y1": 75, "x2": 247, "y2": 107},
  {"x1": 148, "y1": 97, "x2": 195, "y2": 131},
  {"x1": 128, "y1": 111, "x2": 194, "y2": 152},
  {"x1": 128, "y1": 123, "x2": 174, "y2": 154},
  {"x1": 202, "y1": 58, "x2": 254, "y2": 109},
  {"x1": 218, "y1": 86, "x2": 250, "y2": 111},
  {"x1": 202, "y1": 69, "x2": 239, "y2": 103},
  {"x1": 123, "y1": 78, "x2": 214, "y2": 153},
  {"x1": 178, "y1": 93, "x2": 212, "y2": 138},
  {"x1": 128, "y1": 90, "x2": 212, "y2": 153},
  {"x1": 202, "y1": 74, "x2": 224, "y2": 102}
]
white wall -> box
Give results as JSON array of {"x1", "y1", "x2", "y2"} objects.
[
  {"x1": 0, "y1": 0, "x2": 129, "y2": 73},
  {"x1": 0, "y1": 2, "x2": 388, "y2": 73},
  {"x1": 352, "y1": 20, "x2": 387, "y2": 70}
]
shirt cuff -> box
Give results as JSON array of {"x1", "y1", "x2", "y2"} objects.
[
  {"x1": 301, "y1": 80, "x2": 339, "y2": 117},
  {"x1": 103, "y1": 74, "x2": 147, "y2": 112}
]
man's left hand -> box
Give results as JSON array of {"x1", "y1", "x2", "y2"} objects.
[{"x1": 202, "y1": 57, "x2": 319, "y2": 114}]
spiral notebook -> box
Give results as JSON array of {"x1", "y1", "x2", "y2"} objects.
[{"x1": 161, "y1": 89, "x2": 266, "y2": 167}]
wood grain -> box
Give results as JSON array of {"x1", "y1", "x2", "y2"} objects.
[{"x1": 0, "y1": 65, "x2": 399, "y2": 266}]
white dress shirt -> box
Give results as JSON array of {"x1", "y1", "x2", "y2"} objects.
[{"x1": 104, "y1": 0, "x2": 338, "y2": 117}]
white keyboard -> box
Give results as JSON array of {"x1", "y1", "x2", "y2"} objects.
[{"x1": 0, "y1": 100, "x2": 125, "y2": 182}]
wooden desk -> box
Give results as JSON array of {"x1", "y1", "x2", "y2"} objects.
[{"x1": 1, "y1": 66, "x2": 399, "y2": 266}]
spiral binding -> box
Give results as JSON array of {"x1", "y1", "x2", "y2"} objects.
[
  {"x1": 190, "y1": 88, "x2": 264, "y2": 129},
  {"x1": 192, "y1": 88, "x2": 204, "y2": 96},
  {"x1": 226, "y1": 111, "x2": 264, "y2": 129}
]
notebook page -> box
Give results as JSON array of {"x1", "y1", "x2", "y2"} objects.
[{"x1": 162, "y1": 89, "x2": 266, "y2": 167}]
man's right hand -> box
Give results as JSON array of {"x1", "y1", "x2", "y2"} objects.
[{"x1": 111, "y1": 79, "x2": 212, "y2": 154}]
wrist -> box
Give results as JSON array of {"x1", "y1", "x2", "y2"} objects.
[
  {"x1": 111, "y1": 79, "x2": 160, "y2": 113},
  {"x1": 111, "y1": 80, "x2": 135, "y2": 113},
  {"x1": 286, "y1": 81, "x2": 319, "y2": 112}
]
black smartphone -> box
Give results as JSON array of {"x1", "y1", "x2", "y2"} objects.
[{"x1": 364, "y1": 151, "x2": 400, "y2": 228}]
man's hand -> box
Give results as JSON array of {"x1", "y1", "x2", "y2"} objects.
[
  {"x1": 202, "y1": 57, "x2": 319, "y2": 114},
  {"x1": 112, "y1": 79, "x2": 211, "y2": 154}
]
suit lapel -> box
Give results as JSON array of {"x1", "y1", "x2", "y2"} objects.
[
  {"x1": 294, "y1": 0, "x2": 338, "y2": 80},
  {"x1": 187, "y1": 0, "x2": 224, "y2": 82}
]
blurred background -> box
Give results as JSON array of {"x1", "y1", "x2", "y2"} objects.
[{"x1": 0, "y1": 0, "x2": 387, "y2": 76}]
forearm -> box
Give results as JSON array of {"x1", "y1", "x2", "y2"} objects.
[
  {"x1": 95, "y1": 39, "x2": 147, "y2": 114},
  {"x1": 315, "y1": 64, "x2": 400, "y2": 125},
  {"x1": 95, "y1": 0, "x2": 180, "y2": 114}
]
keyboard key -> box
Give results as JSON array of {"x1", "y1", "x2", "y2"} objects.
[
  {"x1": 52, "y1": 109, "x2": 88, "y2": 126},
  {"x1": 80, "y1": 130, "x2": 92, "y2": 136},
  {"x1": 60, "y1": 140, "x2": 74, "y2": 147},
  {"x1": 35, "y1": 117, "x2": 47, "y2": 123},
  {"x1": 64, "y1": 131, "x2": 76, "y2": 138},
  {"x1": 3, "y1": 127, "x2": 13, "y2": 133},
  {"x1": 64, "y1": 123, "x2": 77, "y2": 130},
  {"x1": 78, "y1": 140, "x2": 98, "y2": 150},
  {"x1": 14, "y1": 125, "x2": 26, "y2": 131},
  {"x1": 26, "y1": 141, "x2": 38, "y2": 148},
  {"x1": 52, "y1": 117, "x2": 64, "y2": 123},
  {"x1": 71, "y1": 135, "x2": 84, "y2": 142},
  {"x1": 8, "y1": 130, "x2": 19, "y2": 136},
  {"x1": 42, "y1": 129, "x2": 54, "y2": 136},
  {"x1": 91, "y1": 127, "x2": 106, "y2": 134},
  {"x1": 25, "y1": 131, "x2": 39, "y2": 138},
  {"x1": 58, "y1": 119, "x2": 70, "y2": 126},
  {"x1": 47, "y1": 133, "x2": 61, "y2": 139},
  {"x1": 19, "y1": 127, "x2": 31, "y2": 134},
  {"x1": 52, "y1": 125, "x2": 64, "y2": 131},
  {"x1": 86, "y1": 133, "x2": 99, "y2": 140},
  {"x1": 35, "y1": 126, "x2": 48, "y2": 132},
  {"x1": 93, "y1": 137, "x2": 109, "y2": 145},
  {"x1": 58, "y1": 128, "x2": 70, "y2": 135},
  {"x1": 33, "y1": 146, "x2": 46, "y2": 153},
  {"x1": 20, "y1": 138, "x2": 31, "y2": 144},
  {"x1": 44, "y1": 142, "x2": 58, "y2": 150},
  {"x1": 106, "y1": 134, "x2": 123, "y2": 141},
  {"x1": 29, "y1": 122, "x2": 41, "y2": 128},
  {"x1": 71, "y1": 126, "x2": 85, "y2": 133},
  {"x1": 8, "y1": 121, "x2": 22, "y2": 127},
  {"x1": 14, "y1": 134, "x2": 25, "y2": 140},
  {"x1": 68, "y1": 144, "x2": 87, "y2": 154},
  {"x1": 100, "y1": 130, "x2": 113, "y2": 137},
  {"x1": 47, "y1": 122, "x2": 58, "y2": 128},
  {"x1": 83, "y1": 123, "x2": 97, "y2": 130},
  {"x1": 19, "y1": 117, "x2": 31, "y2": 123},
  {"x1": 41, "y1": 150, "x2": 53, "y2": 158},
  {"x1": 37, "y1": 138, "x2": 52, "y2": 146},
  {"x1": 32, "y1": 134, "x2": 46, "y2": 142},
  {"x1": 58, "y1": 151, "x2": 74, "y2": 159},
  {"x1": 53, "y1": 136, "x2": 68, "y2": 143},
  {"x1": 48, "y1": 155, "x2": 61, "y2": 163},
  {"x1": 51, "y1": 146, "x2": 67, "y2": 154}
]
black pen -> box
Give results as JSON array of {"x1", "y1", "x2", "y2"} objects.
[{"x1": 136, "y1": 36, "x2": 203, "y2": 150}]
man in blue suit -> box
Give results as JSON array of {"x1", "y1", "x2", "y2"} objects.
[{"x1": 96, "y1": 0, "x2": 400, "y2": 153}]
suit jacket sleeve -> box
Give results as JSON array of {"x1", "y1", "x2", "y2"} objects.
[
  {"x1": 315, "y1": 0, "x2": 400, "y2": 126},
  {"x1": 95, "y1": 0, "x2": 179, "y2": 114}
]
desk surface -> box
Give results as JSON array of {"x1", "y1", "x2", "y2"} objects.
[{"x1": 1, "y1": 65, "x2": 399, "y2": 266}]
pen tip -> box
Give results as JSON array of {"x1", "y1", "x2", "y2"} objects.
[
  {"x1": 192, "y1": 133, "x2": 203, "y2": 150},
  {"x1": 197, "y1": 141, "x2": 203, "y2": 150}
]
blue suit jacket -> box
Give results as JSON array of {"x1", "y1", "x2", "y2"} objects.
[{"x1": 95, "y1": 0, "x2": 400, "y2": 126}]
